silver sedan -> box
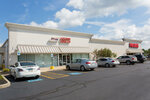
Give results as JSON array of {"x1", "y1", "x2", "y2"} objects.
[
  {"x1": 66, "y1": 58, "x2": 98, "y2": 71},
  {"x1": 97, "y1": 58, "x2": 120, "y2": 67}
]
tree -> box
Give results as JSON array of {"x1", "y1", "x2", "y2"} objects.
[
  {"x1": 143, "y1": 48, "x2": 150, "y2": 56},
  {"x1": 93, "y1": 48, "x2": 117, "y2": 59}
]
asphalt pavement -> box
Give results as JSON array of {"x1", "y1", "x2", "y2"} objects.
[{"x1": 0, "y1": 61, "x2": 150, "y2": 100}]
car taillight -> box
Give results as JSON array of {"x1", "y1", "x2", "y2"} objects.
[
  {"x1": 112, "y1": 60, "x2": 115, "y2": 62},
  {"x1": 18, "y1": 68, "x2": 23, "y2": 72},
  {"x1": 86, "y1": 62, "x2": 91, "y2": 64},
  {"x1": 132, "y1": 58, "x2": 134, "y2": 60},
  {"x1": 37, "y1": 67, "x2": 40, "y2": 70}
]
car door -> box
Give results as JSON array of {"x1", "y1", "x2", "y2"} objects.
[
  {"x1": 71, "y1": 59, "x2": 77, "y2": 69},
  {"x1": 75, "y1": 59, "x2": 82, "y2": 70},
  {"x1": 102, "y1": 58, "x2": 107, "y2": 65},
  {"x1": 97, "y1": 59, "x2": 102, "y2": 66},
  {"x1": 118, "y1": 56, "x2": 123, "y2": 62}
]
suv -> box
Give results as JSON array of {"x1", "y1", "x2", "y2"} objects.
[
  {"x1": 117, "y1": 55, "x2": 137, "y2": 65},
  {"x1": 134, "y1": 54, "x2": 147, "y2": 63}
]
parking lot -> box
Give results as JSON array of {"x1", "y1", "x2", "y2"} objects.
[{"x1": 1, "y1": 61, "x2": 150, "y2": 100}]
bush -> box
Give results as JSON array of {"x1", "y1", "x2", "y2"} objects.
[
  {"x1": 93, "y1": 48, "x2": 117, "y2": 59},
  {"x1": 3, "y1": 68, "x2": 10, "y2": 72}
]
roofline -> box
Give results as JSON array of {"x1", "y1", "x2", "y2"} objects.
[
  {"x1": 122, "y1": 38, "x2": 142, "y2": 43},
  {"x1": 5, "y1": 22, "x2": 93, "y2": 38},
  {"x1": 1, "y1": 39, "x2": 8, "y2": 47},
  {"x1": 91, "y1": 38, "x2": 125, "y2": 45}
]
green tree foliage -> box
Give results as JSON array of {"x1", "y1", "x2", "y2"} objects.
[
  {"x1": 93, "y1": 48, "x2": 117, "y2": 59},
  {"x1": 143, "y1": 48, "x2": 150, "y2": 56}
]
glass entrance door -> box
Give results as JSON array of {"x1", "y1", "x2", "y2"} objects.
[{"x1": 59, "y1": 54, "x2": 71, "y2": 66}]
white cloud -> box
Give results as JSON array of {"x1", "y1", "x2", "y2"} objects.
[
  {"x1": 30, "y1": 21, "x2": 58, "y2": 29},
  {"x1": 67, "y1": 0, "x2": 84, "y2": 9},
  {"x1": 56, "y1": 8, "x2": 85, "y2": 28},
  {"x1": 90, "y1": 18, "x2": 150, "y2": 49},
  {"x1": 30, "y1": 8, "x2": 85, "y2": 29},
  {"x1": 67, "y1": 0, "x2": 150, "y2": 18}
]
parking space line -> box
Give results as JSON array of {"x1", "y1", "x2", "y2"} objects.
[
  {"x1": 41, "y1": 75, "x2": 56, "y2": 79},
  {"x1": 41, "y1": 72, "x2": 69, "y2": 79}
]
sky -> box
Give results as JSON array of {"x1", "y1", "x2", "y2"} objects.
[{"x1": 0, "y1": 0, "x2": 150, "y2": 49}]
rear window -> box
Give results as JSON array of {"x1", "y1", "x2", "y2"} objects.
[{"x1": 20, "y1": 62, "x2": 36, "y2": 66}]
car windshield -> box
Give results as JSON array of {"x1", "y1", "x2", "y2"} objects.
[{"x1": 20, "y1": 62, "x2": 36, "y2": 66}]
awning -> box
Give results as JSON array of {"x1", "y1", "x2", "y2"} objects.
[
  {"x1": 59, "y1": 46, "x2": 91, "y2": 53},
  {"x1": 18, "y1": 45, "x2": 91, "y2": 54},
  {"x1": 18, "y1": 45, "x2": 61, "y2": 54},
  {"x1": 126, "y1": 49, "x2": 143, "y2": 53}
]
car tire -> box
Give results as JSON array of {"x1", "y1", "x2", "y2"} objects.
[
  {"x1": 132, "y1": 62, "x2": 135, "y2": 65},
  {"x1": 35, "y1": 75, "x2": 40, "y2": 79},
  {"x1": 90, "y1": 68, "x2": 95, "y2": 71},
  {"x1": 140, "y1": 60, "x2": 144, "y2": 63},
  {"x1": 126, "y1": 61, "x2": 131, "y2": 65},
  {"x1": 66, "y1": 65, "x2": 70, "y2": 70},
  {"x1": 105, "y1": 63, "x2": 110, "y2": 68},
  {"x1": 80, "y1": 66, "x2": 85, "y2": 71}
]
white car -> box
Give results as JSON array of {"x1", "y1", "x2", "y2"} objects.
[{"x1": 10, "y1": 61, "x2": 41, "y2": 80}]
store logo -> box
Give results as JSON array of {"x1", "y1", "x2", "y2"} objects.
[
  {"x1": 49, "y1": 37, "x2": 71, "y2": 43},
  {"x1": 60, "y1": 37, "x2": 71, "y2": 43},
  {"x1": 129, "y1": 43, "x2": 139, "y2": 48},
  {"x1": 49, "y1": 37, "x2": 59, "y2": 43}
]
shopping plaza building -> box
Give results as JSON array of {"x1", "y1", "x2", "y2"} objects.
[{"x1": 0, "y1": 23, "x2": 143, "y2": 68}]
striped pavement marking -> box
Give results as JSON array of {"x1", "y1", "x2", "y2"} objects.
[
  {"x1": 41, "y1": 72, "x2": 69, "y2": 79},
  {"x1": 27, "y1": 78, "x2": 43, "y2": 82}
]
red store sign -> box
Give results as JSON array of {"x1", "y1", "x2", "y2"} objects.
[
  {"x1": 129, "y1": 43, "x2": 139, "y2": 48},
  {"x1": 60, "y1": 37, "x2": 71, "y2": 43}
]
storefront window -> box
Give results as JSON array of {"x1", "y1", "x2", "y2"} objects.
[
  {"x1": 18, "y1": 54, "x2": 58, "y2": 67},
  {"x1": 72, "y1": 54, "x2": 89, "y2": 61}
]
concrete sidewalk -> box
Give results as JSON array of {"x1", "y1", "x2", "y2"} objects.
[{"x1": 40, "y1": 66, "x2": 66, "y2": 72}]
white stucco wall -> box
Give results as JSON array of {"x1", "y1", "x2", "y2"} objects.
[
  {"x1": 8, "y1": 28, "x2": 91, "y2": 65},
  {"x1": 90, "y1": 42, "x2": 126, "y2": 57}
]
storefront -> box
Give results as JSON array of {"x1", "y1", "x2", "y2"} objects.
[
  {"x1": 2, "y1": 23, "x2": 143, "y2": 68},
  {"x1": 122, "y1": 38, "x2": 143, "y2": 55}
]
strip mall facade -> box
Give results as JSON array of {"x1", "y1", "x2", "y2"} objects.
[{"x1": 0, "y1": 23, "x2": 143, "y2": 68}]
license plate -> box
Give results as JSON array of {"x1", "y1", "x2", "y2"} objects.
[{"x1": 28, "y1": 68, "x2": 33, "y2": 72}]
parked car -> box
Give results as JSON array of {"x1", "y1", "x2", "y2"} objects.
[
  {"x1": 66, "y1": 58, "x2": 97, "y2": 71},
  {"x1": 97, "y1": 58, "x2": 120, "y2": 67},
  {"x1": 9, "y1": 61, "x2": 41, "y2": 80},
  {"x1": 117, "y1": 55, "x2": 137, "y2": 65},
  {"x1": 134, "y1": 54, "x2": 147, "y2": 63}
]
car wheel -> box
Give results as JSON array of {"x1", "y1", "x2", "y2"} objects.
[
  {"x1": 126, "y1": 61, "x2": 131, "y2": 65},
  {"x1": 35, "y1": 75, "x2": 40, "y2": 79},
  {"x1": 140, "y1": 60, "x2": 144, "y2": 63},
  {"x1": 105, "y1": 63, "x2": 110, "y2": 68},
  {"x1": 90, "y1": 68, "x2": 95, "y2": 71},
  {"x1": 66, "y1": 65, "x2": 70, "y2": 70},
  {"x1": 132, "y1": 62, "x2": 135, "y2": 65},
  {"x1": 80, "y1": 66, "x2": 85, "y2": 71}
]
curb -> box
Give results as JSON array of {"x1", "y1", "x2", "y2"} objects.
[{"x1": 0, "y1": 75, "x2": 11, "y2": 89}]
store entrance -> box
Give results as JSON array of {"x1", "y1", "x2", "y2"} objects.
[{"x1": 59, "y1": 54, "x2": 72, "y2": 66}]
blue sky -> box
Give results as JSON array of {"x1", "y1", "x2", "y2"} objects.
[{"x1": 1, "y1": 0, "x2": 150, "y2": 49}]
